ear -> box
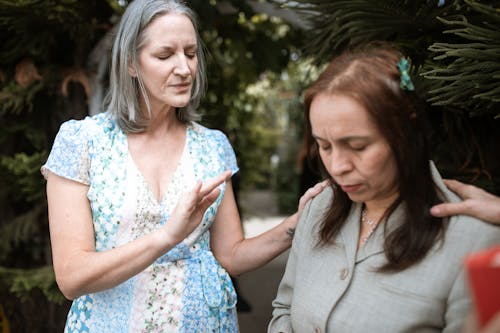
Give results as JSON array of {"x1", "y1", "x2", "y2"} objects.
[{"x1": 128, "y1": 59, "x2": 137, "y2": 77}]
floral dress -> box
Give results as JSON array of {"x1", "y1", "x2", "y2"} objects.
[{"x1": 41, "y1": 112, "x2": 239, "y2": 333}]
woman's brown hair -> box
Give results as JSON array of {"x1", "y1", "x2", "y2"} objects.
[{"x1": 304, "y1": 44, "x2": 447, "y2": 272}]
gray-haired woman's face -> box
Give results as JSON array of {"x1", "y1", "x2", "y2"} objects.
[{"x1": 130, "y1": 12, "x2": 198, "y2": 113}]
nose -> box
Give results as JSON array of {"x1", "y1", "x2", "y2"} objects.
[
  {"x1": 174, "y1": 54, "x2": 191, "y2": 77},
  {"x1": 328, "y1": 149, "x2": 353, "y2": 177}
]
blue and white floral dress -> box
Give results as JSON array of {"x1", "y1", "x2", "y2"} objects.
[{"x1": 42, "y1": 112, "x2": 239, "y2": 333}]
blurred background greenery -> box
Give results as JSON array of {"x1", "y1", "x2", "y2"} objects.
[{"x1": 1, "y1": 0, "x2": 499, "y2": 331}]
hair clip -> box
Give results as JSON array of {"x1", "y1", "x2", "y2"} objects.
[{"x1": 397, "y1": 57, "x2": 415, "y2": 91}]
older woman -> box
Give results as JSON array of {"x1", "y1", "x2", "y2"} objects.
[
  {"x1": 268, "y1": 45, "x2": 500, "y2": 333},
  {"x1": 41, "y1": 1, "x2": 324, "y2": 332}
]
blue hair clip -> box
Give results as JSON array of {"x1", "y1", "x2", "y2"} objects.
[{"x1": 397, "y1": 57, "x2": 415, "y2": 91}]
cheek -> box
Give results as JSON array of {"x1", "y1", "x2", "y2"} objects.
[
  {"x1": 375, "y1": 154, "x2": 398, "y2": 188},
  {"x1": 190, "y1": 59, "x2": 198, "y2": 75},
  {"x1": 318, "y1": 151, "x2": 331, "y2": 173},
  {"x1": 363, "y1": 147, "x2": 397, "y2": 182}
]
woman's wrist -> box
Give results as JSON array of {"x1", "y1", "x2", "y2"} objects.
[
  {"x1": 282, "y1": 213, "x2": 298, "y2": 241},
  {"x1": 153, "y1": 227, "x2": 178, "y2": 254}
]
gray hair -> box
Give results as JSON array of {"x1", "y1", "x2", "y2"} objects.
[{"x1": 105, "y1": 0, "x2": 206, "y2": 132}]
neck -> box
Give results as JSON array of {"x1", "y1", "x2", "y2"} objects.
[
  {"x1": 363, "y1": 193, "x2": 399, "y2": 222},
  {"x1": 138, "y1": 93, "x2": 180, "y2": 129},
  {"x1": 138, "y1": 102, "x2": 180, "y2": 136}
]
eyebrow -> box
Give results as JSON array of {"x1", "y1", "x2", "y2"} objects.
[
  {"x1": 157, "y1": 44, "x2": 197, "y2": 51},
  {"x1": 312, "y1": 134, "x2": 369, "y2": 143}
]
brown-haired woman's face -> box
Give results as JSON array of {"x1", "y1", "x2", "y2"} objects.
[{"x1": 310, "y1": 93, "x2": 399, "y2": 208}]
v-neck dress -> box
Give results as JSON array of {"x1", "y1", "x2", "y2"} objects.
[{"x1": 41, "y1": 112, "x2": 239, "y2": 333}]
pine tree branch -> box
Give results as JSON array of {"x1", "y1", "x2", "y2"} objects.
[
  {"x1": 281, "y1": 0, "x2": 443, "y2": 64},
  {"x1": 0, "y1": 204, "x2": 46, "y2": 262},
  {"x1": 423, "y1": 1, "x2": 500, "y2": 118},
  {"x1": 0, "y1": 265, "x2": 64, "y2": 303}
]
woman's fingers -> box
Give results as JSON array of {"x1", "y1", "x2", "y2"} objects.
[
  {"x1": 198, "y1": 170, "x2": 231, "y2": 197},
  {"x1": 183, "y1": 171, "x2": 231, "y2": 208},
  {"x1": 431, "y1": 179, "x2": 476, "y2": 218},
  {"x1": 430, "y1": 201, "x2": 469, "y2": 218},
  {"x1": 193, "y1": 188, "x2": 221, "y2": 219},
  {"x1": 166, "y1": 172, "x2": 229, "y2": 244},
  {"x1": 287, "y1": 180, "x2": 328, "y2": 233},
  {"x1": 180, "y1": 171, "x2": 231, "y2": 218},
  {"x1": 432, "y1": 179, "x2": 500, "y2": 224},
  {"x1": 298, "y1": 179, "x2": 329, "y2": 212},
  {"x1": 443, "y1": 179, "x2": 476, "y2": 199},
  {"x1": 192, "y1": 172, "x2": 230, "y2": 217}
]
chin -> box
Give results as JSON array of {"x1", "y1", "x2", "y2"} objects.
[
  {"x1": 169, "y1": 100, "x2": 190, "y2": 108},
  {"x1": 347, "y1": 196, "x2": 364, "y2": 203},
  {"x1": 162, "y1": 92, "x2": 191, "y2": 108},
  {"x1": 173, "y1": 102, "x2": 190, "y2": 108},
  {"x1": 345, "y1": 192, "x2": 368, "y2": 203}
]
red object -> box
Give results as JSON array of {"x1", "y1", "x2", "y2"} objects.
[{"x1": 465, "y1": 245, "x2": 500, "y2": 327}]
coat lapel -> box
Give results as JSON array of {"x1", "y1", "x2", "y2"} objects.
[{"x1": 339, "y1": 203, "x2": 363, "y2": 266}]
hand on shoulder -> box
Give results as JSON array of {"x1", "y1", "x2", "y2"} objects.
[
  {"x1": 286, "y1": 179, "x2": 330, "y2": 233},
  {"x1": 298, "y1": 179, "x2": 330, "y2": 215},
  {"x1": 431, "y1": 179, "x2": 500, "y2": 225}
]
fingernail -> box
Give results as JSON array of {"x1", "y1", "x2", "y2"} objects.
[{"x1": 430, "y1": 207, "x2": 440, "y2": 215}]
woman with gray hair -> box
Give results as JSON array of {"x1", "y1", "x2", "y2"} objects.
[{"x1": 41, "y1": 0, "x2": 325, "y2": 331}]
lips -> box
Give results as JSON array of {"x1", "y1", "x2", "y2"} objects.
[
  {"x1": 339, "y1": 184, "x2": 362, "y2": 193},
  {"x1": 169, "y1": 82, "x2": 191, "y2": 93},
  {"x1": 170, "y1": 82, "x2": 191, "y2": 87}
]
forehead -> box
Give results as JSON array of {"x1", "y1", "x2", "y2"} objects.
[
  {"x1": 310, "y1": 93, "x2": 379, "y2": 137},
  {"x1": 142, "y1": 13, "x2": 197, "y2": 46}
]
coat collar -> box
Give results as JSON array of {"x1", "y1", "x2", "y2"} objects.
[
  {"x1": 338, "y1": 201, "x2": 407, "y2": 264},
  {"x1": 355, "y1": 203, "x2": 406, "y2": 263}
]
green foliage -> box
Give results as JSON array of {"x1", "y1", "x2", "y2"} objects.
[
  {"x1": 423, "y1": 1, "x2": 500, "y2": 118},
  {"x1": 0, "y1": 1, "x2": 122, "y2": 331},
  {"x1": 190, "y1": 0, "x2": 304, "y2": 189},
  {"x1": 1, "y1": 152, "x2": 48, "y2": 202},
  {"x1": 0, "y1": 204, "x2": 45, "y2": 263},
  {"x1": 0, "y1": 81, "x2": 44, "y2": 115},
  {"x1": 0, "y1": 266, "x2": 64, "y2": 303},
  {"x1": 233, "y1": 58, "x2": 322, "y2": 209},
  {"x1": 281, "y1": 0, "x2": 500, "y2": 118},
  {"x1": 0, "y1": 0, "x2": 114, "y2": 64},
  {"x1": 281, "y1": 0, "x2": 445, "y2": 65}
]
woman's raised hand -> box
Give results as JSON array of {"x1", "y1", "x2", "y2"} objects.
[{"x1": 164, "y1": 170, "x2": 232, "y2": 245}]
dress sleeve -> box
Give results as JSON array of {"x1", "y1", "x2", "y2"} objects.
[
  {"x1": 213, "y1": 130, "x2": 239, "y2": 175},
  {"x1": 41, "y1": 119, "x2": 90, "y2": 185}
]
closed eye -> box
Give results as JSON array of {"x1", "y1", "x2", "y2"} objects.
[
  {"x1": 350, "y1": 144, "x2": 366, "y2": 151},
  {"x1": 157, "y1": 54, "x2": 172, "y2": 60},
  {"x1": 317, "y1": 143, "x2": 331, "y2": 151}
]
